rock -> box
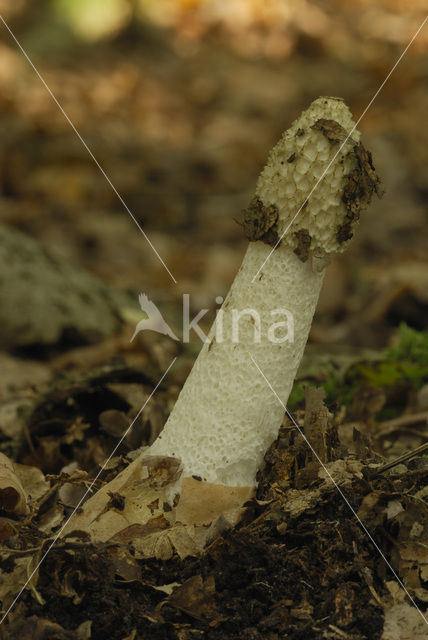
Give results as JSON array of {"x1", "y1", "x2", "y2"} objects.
[{"x1": 0, "y1": 223, "x2": 133, "y2": 349}]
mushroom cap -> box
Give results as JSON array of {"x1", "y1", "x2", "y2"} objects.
[{"x1": 255, "y1": 96, "x2": 380, "y2": 257}]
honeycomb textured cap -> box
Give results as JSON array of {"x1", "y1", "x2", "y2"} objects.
[{"x1": 256, "y1": 96, "x2": 363, "y2": 256}]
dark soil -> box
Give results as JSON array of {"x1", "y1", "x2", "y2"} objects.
[{"x1": 4, "y1": 422, "x2": 427, "y2": 640}]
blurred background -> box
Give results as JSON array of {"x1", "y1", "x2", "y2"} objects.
[
  {"x1": 0, "y1": 0, "x2": 427, "y2": 351},
  {"x1": 0, "y1": 5, "x2": 427, "y2": 632}
]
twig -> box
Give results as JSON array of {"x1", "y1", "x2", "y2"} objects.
[
  {"x1": 370, "y1": 442, "x2": 428, "y2": 477},
  {"x1": 328, "y1": 624, "x2": 352, "y2": 638},
  {"x1": 378, "y1": 412, "x2": 428, "y2": 432},
  {"x1": 0, "y1": 546, "x2": 41, "y2": 556}
]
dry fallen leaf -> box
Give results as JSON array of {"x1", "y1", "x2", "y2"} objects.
[
  {"x1": 381, "y1": 602, "x2": 428, "y2": 640},
  {"x1": 62, "y1": 455, "x2": 252, "y2": 560},
  {"x1": 392, "y1": 501, "x2": 428, "y2": 602},
  {"x1": 14, "y1": 462, "x2": 50, "y2": 504},
  {"x1": 60, "y1": 455, "x2": 177, "y2": 540},
  {"x1": 112, "y1": 516, "x2": 174, "y2": 560},
  {"x1": 0, "y1": 452, "x2": 29, "y2": 515},
  {"x1": 165, "y1": 574, "x2": 218, "y2": 622},
  {"x1": 386, "y1": 499, "x2": 404, "y2": 520},
  {"x1": 108, "y1": 546, "x2": 141, "y2": 582},
  {"x1": 0, "y1": 557, "x2": 31, "y2": 607},
  {"x1": 153, "y1": 582, "x2": 180, "y2": 596},
  {"x1": 112, "y1": 516, "x2": 212, "y2": 561},
  {"x1": 75, "y1": 620, "x2": 92, "y2": 640},
  {"x1": 176, "y1": 477, "x2": 253, "y2": 526}
]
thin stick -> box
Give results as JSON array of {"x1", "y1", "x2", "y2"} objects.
[
  {"x1": 379, "y1": 412, "x2": 428, "y2": 432},
  {"x1": 371, "y1": 442, "x2": 428, "y2": 477}
]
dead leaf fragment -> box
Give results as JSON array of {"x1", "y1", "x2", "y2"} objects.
[
  {"x1": 3, "y1": 615, "x2": 76, "y2": 640},
  {"x1": 153, "y1": 582, "x2": 181, "y2": 596},
  {"x1": 14, "y1": 463, "x2": 49, "y2": 504},
  {"x1": 237, "y1": 196, "x2": 279, "y2": 247},
  {"x1": 392, "y1": 501, "x2": 428, "y2": 599},
  {"x1": 382, "y1": 603, "x2": 428, "y2": 640},
  {"x1": 166, "y1": 523, "x2": 204, "y2": 559},
  {"x1": 76, "y1": 620, "x2": 92, "y2": 640},
  {"x1": 111, "y1": 517, "x2": 212, "y2": 561},
  {"x1": 166, "y1": 574, "x2": 218, "y2": 621},
  {"x1": 61, "y1": 455, "x2": 180, "y2": 540},
  {"x1": 318, "y1": 459, "x2": 364, "y2": 483},
  {"x1": 111, "y1": 516, "x2": 173, "y2": 560},
  {"x1": 0, "y1": 556, "x2": 31, "y2": 606},
  {"x1": 339, "y1": 142, "x2": 382, "y2": 243},
  {"x1": 176, "y1": 477, "x2": 253, "y2": 526},
  {"x1": 357, "y1": 492, "x2": 381, "y2": 521},
  {"x1": 386, "y1": 500, "x2": 404, "y2": 520},
  {"x1": 311, "y1": 118, "x2": 350, "y2": 144},
  {"x1": 293, "y1": 228, "x2": 312, "y2": 262},
  {"x1": 0, "y1": 518, "x2": 15, "y2": 542},
  {"x1": 0, "y1": 452, "x2": 28, "y2": 515},
  {"x1": 108, "y1": 546, "x2": 141, "y2": 582}
]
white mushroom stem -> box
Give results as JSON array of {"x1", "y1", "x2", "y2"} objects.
[
  {"x1": 149, "y1": 96, "x2": 380, "y2": 488},
  {"x1": 151, "y1": 249, "x2": 322, "y2": 487}
]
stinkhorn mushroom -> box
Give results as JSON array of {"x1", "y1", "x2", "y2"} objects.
[
  {"x1": 65, "y1": 96, "x2": 381, "y2": 541},
  {"x1": 148, "y1": 96, "x2": 381, "y2": 487}
]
